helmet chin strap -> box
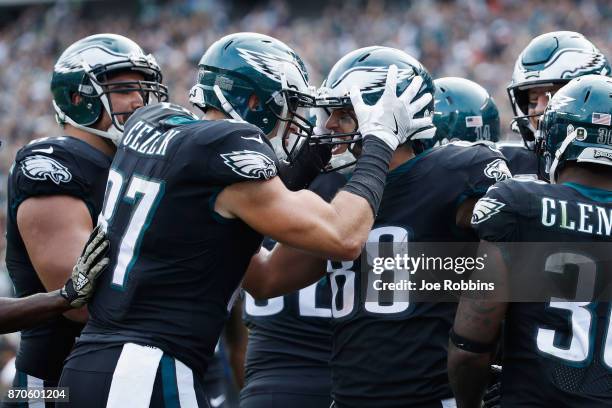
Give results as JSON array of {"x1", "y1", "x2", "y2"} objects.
[
  {"x1": 82, "y1": 60, "x2": 123, "y2": 143},
  {"x1": 213, "y1": 85, "x2": 244, "y2": 121},
  {"x1": 271, "y1": 64, "x2": 291, "y2": 141},
  {"x1": 549, "y1": 129, "x2": 578, "y2": 184},
  {"x1": 52, "y1": 100, "x2": 122, "y2": 145}
]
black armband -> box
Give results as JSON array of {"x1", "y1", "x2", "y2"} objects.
[
  {"x1": 341, "y1": 136, "x2": 393, "y2": 215},
  {"x1": 450, "y1": 327, "x2": 498, "y2": 354}
]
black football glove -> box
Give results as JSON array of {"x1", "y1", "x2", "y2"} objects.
[
  {"x1": 61, "y1": 226, "x2": 110, "y2": 308},
  {"x1": 277, "y1": 141, "x2": 332, "y2": 191}
]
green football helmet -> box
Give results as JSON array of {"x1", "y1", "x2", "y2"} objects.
[
  {"x1": 51, "y1": 33, "x2": 168, "y2": 144},
  {"x1": 312, "y1": 46, "x2": 435, "y2": 171},
  {"x1": 189, "y1": 32, "x2": 314, "y2": 157},
  {"x1": 538, "y1": 75, "x2": 612, "y2": 183},
  {"x1": 433, "y1": 77, "x2": 500, "y2": 144},
  {"x1": 508, "y1": 31, "x2": 610, "y2": 144}
]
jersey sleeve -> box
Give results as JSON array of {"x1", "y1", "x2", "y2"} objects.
[
  {"x1": 471, "y1": 180, "x2": 519, "y2": 242},
  {"x1": 202, "y1": 122, "x2": 280, "y2": 186},
  {"x1": 464, "y1": 144, "x2": 513, "y2": 197},
  {"x1": 11, "y1": 144, "x2": 95, "y2": 213},
  {"x1": 498, "y1": 143, "x2": 540, "y2": 180}
]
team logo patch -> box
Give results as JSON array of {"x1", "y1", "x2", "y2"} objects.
[
  {"x1": 484, "y1": 158, "x2": 511, "y2": 182},
  {"x1": 472, "y1": 197, "x2": 506, "y2": 225},
  {"x1": 221, "y1": 150, "x2": 277, "y2": 179},
  {"x1": 20, "y1": 155, "x2": 72, "y2": 185}
]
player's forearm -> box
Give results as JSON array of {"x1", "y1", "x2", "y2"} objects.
[
  {"x1": 448, "y1": 343, "x2": 491, "y2": 408},
  {"x1": 243, "y1": 244, "x2": 327, "y2": 299},
  {"x1": 0, "y1": 290, "x2": 70, "y2": 334},
  {"x1": 322, "y1": 135, "x2": 394, "y2": 255},
  {"x1": 225, "y1": 300, "x2": 247, "y2": 389}
]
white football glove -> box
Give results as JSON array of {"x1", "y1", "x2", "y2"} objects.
[{"x1": 349, "y1": 64, "x2": 433, "y2": 150}]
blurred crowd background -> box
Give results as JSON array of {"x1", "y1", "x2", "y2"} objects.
[{"x1": 0, "y1": 0, "x2": 611, "y2": 389}]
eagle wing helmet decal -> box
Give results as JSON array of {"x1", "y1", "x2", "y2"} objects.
[
  {"x1": 236, "y1": 47, "x2": 307, "y2": 86},
  {"x1": 330, "y1": 66, "x2": 415, "y2": 94}
]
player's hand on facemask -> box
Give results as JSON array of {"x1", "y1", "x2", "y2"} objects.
[
  {"x1": 350, "y1": 64, "x2": 433, "y2": 150},
  {"x1": 61, "y1": 225, "x2": 110, "y2": 308}
]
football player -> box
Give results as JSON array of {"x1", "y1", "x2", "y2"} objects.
[
  {"x1": 502, "y1": 31, "x2": 610, "y2": 179},
  {"x1": 239, "y1": 175, "x2": 343, "y2": 408},
  {"x1": 433, "y1": 77, "x2": 500, "y2": 145},
  {"x1": 57, "y1": 33, "x2": 432, "y2": 407},
  {"x1": 3, "y1": 33, "x2": 166, "y2": 401},
  {"x1": 0, "y1": 227, "x2": 108, "y2": 334},
  {"x1": 294, "y1": 46, "x2": 510, "y2": 408},
  {"x1": 449, "y1": 75, "x2": 612, "y2": 407}
]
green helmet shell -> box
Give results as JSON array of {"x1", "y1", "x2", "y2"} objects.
[
  {"x1": 189, "y1": 32, "x2": 310, "y2": 136},
  {"x1": 539, "y1": 74, "x2": 612, "y2": 182},
  {"x1": 433, "y1": 77, "x2": 500, "y2": 144},
  {"x1": 318, "y1": 46, "x2": 436, "y2": 148},
  {"x1": 51, "y1": 33, "x2": 165, "y2": 142},
  {"x1": 508, "y1": 31, "x2": 610, "y2": 142}
]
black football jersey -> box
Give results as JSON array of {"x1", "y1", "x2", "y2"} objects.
[
  {"x1": 5, "y1": 136, "x2": 112, "y2": 381},
  {"x1": 69, "y1": 103, "x2": 279, "y2": 379},
  {"x1": 328, "y1": 142, "x2": 510, "y2": 408},
  {"x1": 241, "y1": 172, "x2": 346, "y2": 397},
  {"x1": 474, "y1": 179, "x2": 612, "y2": 407},
  {"x1": 497, "y1": 141, "x2": 540, "y2": 180}
]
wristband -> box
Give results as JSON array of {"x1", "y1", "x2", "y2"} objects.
[
  {"x1": 341, "y1": 135, "x2": 393, "y2": 215},
  {"x1": 450, "y1": 327, "x2": 498, "y2": 354}
]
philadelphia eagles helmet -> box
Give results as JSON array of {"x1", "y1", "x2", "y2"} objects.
[
  {"x1": 538, "y1": 75, "x2": 612, "y2": 183},
  {"x1": 313, "y1": 46, "x2": 435, "y2": 171},
  {"x1": 189, "y1": 32, "x2": 315, "y2": 158},
  {"x1": 508, "y1": 31, "x2": 610, "y2": 144},
  {"x1": 51, "y1": 33, "x2": 168, "y2": 144},
  {"x1": 433, "y1": 77, "x2": 500, "y2": 144}
]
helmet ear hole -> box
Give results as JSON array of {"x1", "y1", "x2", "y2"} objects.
[
  {"x1": 70, "y1": 92, "x2": 83, "y2": 106},
  {"x1": 247, "y1": 94, "x2": 261, "y2": 111}
]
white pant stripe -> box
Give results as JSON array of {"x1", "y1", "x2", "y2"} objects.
[
  {"x1": 441, "y1": 398, "x2": 457, "y2": 408},
  {"x1": 175, "y1": 359, "x2": 198, "y2": 408},
  {"x1": 106, "y1": 343, "x2": 163, "y2": 408},
  {"x1": 26, "y1": 375, "x2": 44, "y2": 408}
]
